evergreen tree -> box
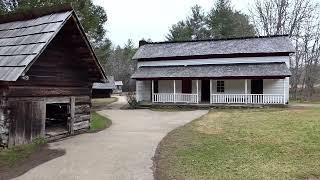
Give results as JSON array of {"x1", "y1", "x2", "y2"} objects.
[
  {"x1": 166, "y1": 0, "x2": 255, "y2": 41},
  {"x1": 207, "y1": 0, "x2": 255, "y2": 38},
  {"x1": 166, "y1": 5, "x2": 208, "y2": 41}
]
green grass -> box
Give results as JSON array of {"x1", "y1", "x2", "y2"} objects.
[
  {"x1": 91, "y1": 97, "x2": 118, "y2": 108},
  {"x1": 0, "y1": 139, "x2": 45, "y2": 168},
  {"x1": 90, "y1": 112, "x2": 112, "y2": 132},
  {"x1": 291, "y1": 100, "x2": 320, "y2": 104},
  {"x1": 154, "y1": 108, "x2": 320, "y2": 180}
]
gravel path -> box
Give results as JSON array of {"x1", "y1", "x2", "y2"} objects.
[{"x1": 14, "y1": 96, "x2": 207, "y2": 180}]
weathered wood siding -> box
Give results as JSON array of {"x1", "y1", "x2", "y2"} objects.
[{"x1": 2, "y1": 18, "x2": 97, "y2": 147}]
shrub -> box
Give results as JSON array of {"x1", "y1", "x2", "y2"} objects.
[{"x1": 126, "y1": 92, "x2": 139, "y2": 109}]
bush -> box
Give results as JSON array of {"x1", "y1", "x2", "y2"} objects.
[{"x1": 126, "y1": 92, "x2": 139, "y2": 109}]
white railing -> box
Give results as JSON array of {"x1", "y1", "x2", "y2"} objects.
[
  {"x1": 210, "y1": 94, "x2": 285, "y2": 104},
  {"x1": 153, "y1": 93, "x2": 198, "y2": 104}
]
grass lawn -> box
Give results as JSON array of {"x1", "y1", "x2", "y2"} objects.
[
  {"x1": 291, "y1": 100, "x2": 320, "y2": 104},
  {"x1": 0, "y1": 139, "x2": 45, "y2": 168},
  {"x1": 91, "y1": 97, "x2": 118, "y2": 108},
  {"x1": 90, "y1": 112, "x2": 112, "y2": 132},
  {"x1": 154, "y1": 108, "x2": 320, "y2": 180}
]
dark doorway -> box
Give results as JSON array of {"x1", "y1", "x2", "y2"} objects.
[
  {"x1": 182, "y1": 79, "x2": 192, "y2": 93},
  {"x1": 201, "y1": 80, "x2": 210, "y2": 102},
  {"x1": 251, "y1": 80, "x2": 264, "y2": 94},
  {"x1": 45, "y1": 103, "x2": 70, "y2": 137}
]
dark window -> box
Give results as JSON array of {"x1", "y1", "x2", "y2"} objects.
[
  {"x1": 154, "y1": 80, "x2": 159, "y2": 93},
  {"x1": 182, "y1": 79, "x2": 192, "y2": 93},
  {"x1": 217, "y1": 80, "x2": 225, "y2": 93},
  {"x1": 251, "y1": 79, "x2": 263, "y2": 94}
]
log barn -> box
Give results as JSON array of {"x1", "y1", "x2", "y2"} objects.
[{"x1": 0, "y1": 6, "x2": 106, "y2": 147}]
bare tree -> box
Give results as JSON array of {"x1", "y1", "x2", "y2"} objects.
[{"x1": 250, "y1": 0, "x2": 320, "y2": 100}]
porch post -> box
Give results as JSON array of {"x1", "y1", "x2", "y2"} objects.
[
  {"x1": 196, "y1": 80, "x2": 199, "y2": 104},
  {"x1": 173, "y1": 80, "x2": 176, "y2": 103},
  {"x1": 210, "y1": 79, "x2": 212, "y2": 104},
  {"x1": 283, "y1": 78, "x2": 286, "y2": 105},
  {"x1": 245, "y1": 79, "x2": 248, "y2": 104},
  {"x1": 152, "y1": 80, "x2": 154, "y2": 103}
]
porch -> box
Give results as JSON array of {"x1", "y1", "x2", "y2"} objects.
[
  {"x1": 133, "y1": 63, "x2": 291, "y2": 105},
  {"x1": 149, "y1": 79, "x2": 288, "y2": 105}
]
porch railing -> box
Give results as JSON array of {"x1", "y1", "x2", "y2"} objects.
[
  {"x1": 210, "y1": 94, "x2": 285, "y2": 104},
  {"x1": 153, "y1": 93, "x2": 198, "y2": 104}
]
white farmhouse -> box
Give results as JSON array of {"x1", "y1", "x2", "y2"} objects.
[{"x1": 132, "y1": 35, "x2": 294, "y2": 105}]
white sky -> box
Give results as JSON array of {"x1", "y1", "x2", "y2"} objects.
[{"x1": 93, "y1": 0, "x2": 252, "y2": 47}]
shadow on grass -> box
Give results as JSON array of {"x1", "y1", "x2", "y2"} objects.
[{"x1": 0, "y1": 144, "x2": 65, "y2": 180}]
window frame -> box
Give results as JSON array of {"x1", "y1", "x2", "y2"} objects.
[{"x1": 216, "y1": 80, "x2": 225, "y2": 93}]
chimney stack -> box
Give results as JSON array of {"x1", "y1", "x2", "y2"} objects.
[{"x1": 139, "y1": 40, "x2": 148, "y2": 47}]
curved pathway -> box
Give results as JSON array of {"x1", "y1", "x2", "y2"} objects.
[{"x1": 14, "y1": 96, "x2": 207, "y2": 180}]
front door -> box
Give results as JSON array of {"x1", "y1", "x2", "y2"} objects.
[
  {"x1": 201, "y1": 80, "x2": 210, "y2": 102},
  {"x1": 182, "y1": 79, "x2": 192, "y2": 94},
  {"x1": 251, "y1": 79, "x2": 263, "y2": 94}
]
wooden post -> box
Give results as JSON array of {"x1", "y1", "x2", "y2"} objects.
[
  {"x1": 283, "y1": 78, "x2": 286, "y2": 104},
  {"x1": 196, "y1": 80, "x2": 199, "y2": 104},
  {"x1": 70, "y1": 96, "x2": 75, "y2": 135},
  {"x1": 245, "y1": 79, "x2": 248, "y2": 104},
  {"x1": 152, "y1": 80, "x2": 154, "y2": 103},
  {"x1": 173, "y1": 80, "x2": 176, "y2": 103},
  {"x1": 210, "y1": 80, "x2": 212, "y2": 104}
]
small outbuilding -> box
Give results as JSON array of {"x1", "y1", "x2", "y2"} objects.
[
  {"x1": 92, "y1": 82, "x2": 116, "y2": 98},
  {"x1": 114, "y1": 81, "x2": 123, "y2": 93},
  {"x1": 0, "y1": 6, "x2": 106, "y2": 147}
]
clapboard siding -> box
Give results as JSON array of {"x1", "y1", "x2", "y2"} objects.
[
  {"x1": 138, "y1": 56, "x2": 290, "y2": 68},
  {"x1": 136, "y1": 80, "x2": 151, "y2": 102},
  {"x1": 264, "y1": 78, "x2": 289, "y2": 102}
]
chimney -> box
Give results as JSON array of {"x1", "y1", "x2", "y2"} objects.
[{"x1": 139, "y1": 40, "x2": 148, "y2": 47}]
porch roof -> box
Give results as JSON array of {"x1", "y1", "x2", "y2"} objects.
[{"x1": 131, "y1": 63, "x2": 291, "y2": 79}]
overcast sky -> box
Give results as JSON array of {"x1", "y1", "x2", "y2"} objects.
[{"x1": 93, "y1": 0, "x2": 252, "y2": 47}]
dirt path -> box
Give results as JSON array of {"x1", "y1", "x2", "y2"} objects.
[{"x1": 13, "y1": 97, "x2": 207, "y2": 180}]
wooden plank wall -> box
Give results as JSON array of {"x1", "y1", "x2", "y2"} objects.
[
  {"x1": 73, "y1": 96, "x2": 91, "y2": 131},
  {"x1": 8, "y1": 100, "x2": 45, "y2": 147},
  {"x1": 7, "y1": 96, "x2": 91, "y2": 147},
  {"x1": 2, "y1": 17, "x2": 103, "y2": 147}
]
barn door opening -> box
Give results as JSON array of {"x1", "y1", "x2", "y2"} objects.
[{"x1": 45, "y1": 103, "x2": 71, "y2": 138}]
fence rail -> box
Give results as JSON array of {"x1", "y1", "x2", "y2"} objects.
[
  {"x1": 152, "y1": 93, "x2": 285, "y2": 104},
  {"x1": 153, "y1": 93, "x2": 198, "y2": 103},
  {"x1": 210, "y1": 94, "x2": 285, "y2": 104}
]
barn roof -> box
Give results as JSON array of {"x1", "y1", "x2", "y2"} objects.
[
  {"x1": 0, "y1": 5, "x2": 106, "y2": 81},
  {"x1": 115, "y1": 81, "x2": 123, "y2": 86},
  {"x1": 133, "y1": 35, "x2": 295, "y2": 60},
  {"x1": 131, "y1": 63, "x2": 291, "y2": 79},
  {"x1": 93, "y1": 82, "x2": 116, "y2": 90}
]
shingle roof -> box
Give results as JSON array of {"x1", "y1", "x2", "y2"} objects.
[
  {"x1": 131, "y1": 63, "x2": 291, "y2": 79},
  {"x1": 133, "y1": 35, "x2": 295, "y2": 60},
  {"x1": 0, "y1": 11, "x2": 72, "y2": 81},
  {"x1": 93, "y1": 82, "x2": 116, "y2": 90},
  {"x1": 115, "y1": 81, "x2": 123, "y2": 86},
  {"x1": 0, "y1": 6, "x2": 106, "y2": 81}
]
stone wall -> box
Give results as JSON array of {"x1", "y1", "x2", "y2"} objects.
[{"x1": 0, "y1": 97, "x2": 9, "y2": 147}]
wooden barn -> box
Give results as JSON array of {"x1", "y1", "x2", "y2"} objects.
[{"x1": 0, "y1": 6, "x2": 106, "y2": 147}]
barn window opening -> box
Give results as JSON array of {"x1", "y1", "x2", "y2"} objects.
[{"x1": 45, "y1": 103, "x2": 70, "y2": 137}]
